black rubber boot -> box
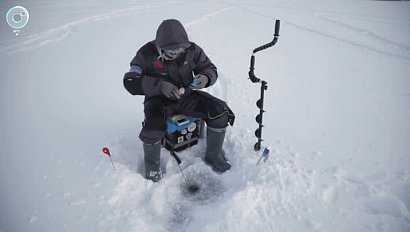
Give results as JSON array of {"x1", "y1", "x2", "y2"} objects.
[
  {"x1": 143, "y1": 142, "x2": 162, "y2": 182},
  {"x1": 204, "y1": 126, "x2": 231, "y2": 173}
]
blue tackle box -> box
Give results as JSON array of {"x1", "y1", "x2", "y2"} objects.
[{"x1": 162, "y1": 115, "x2": 204, "y2": 151}]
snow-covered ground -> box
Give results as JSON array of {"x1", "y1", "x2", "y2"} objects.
[{"x1": 1, "y1": 0, "x2": 409, "y2": 231}]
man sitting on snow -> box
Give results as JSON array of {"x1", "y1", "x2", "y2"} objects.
[{"x1": 123, "y1": 19, "x2": 235, "y2": 182}]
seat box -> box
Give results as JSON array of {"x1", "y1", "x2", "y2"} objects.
[{"x1": 163, "y1": 115, "x2": 203, "y2": 152}]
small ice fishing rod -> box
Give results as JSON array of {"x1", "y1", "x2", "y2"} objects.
[
  {"x1": 248, "y1": 20, "x2": 280, "y2": 151},
  {"x1": 169, "y1": 149, "x2": 199, "y2": 193}
]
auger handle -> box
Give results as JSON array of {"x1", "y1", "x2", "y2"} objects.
[
  {"x1": 252, "y1": 20, "x2": 280, "y2": 54},
  {"x1": 248, "y1": 55, "x2": 260, "y2": 83},
  {"x1": 274, "y1": 20, "x2": 280, "y2": 37}
]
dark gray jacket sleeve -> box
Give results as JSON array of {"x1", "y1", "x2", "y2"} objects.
[
  {"x1": 192, "y1": 44, "x2": 218, "y2": 87},
  {"x1": 141, "y1": 76, "x2": 161, "y2": 97},
  {"x1": 124, "y1": 50, "x2": 161, "y2": 97}
]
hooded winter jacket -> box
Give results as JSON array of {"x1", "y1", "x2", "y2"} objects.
[{"x1": 124, "y1": 19, "x2": 217, "y2": 99}]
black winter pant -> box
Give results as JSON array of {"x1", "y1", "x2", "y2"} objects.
[{"x1": 139, "y1": 91, "x2": 232, "y2": 144}]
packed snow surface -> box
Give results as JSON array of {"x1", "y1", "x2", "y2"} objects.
[{"x1": 1, "y1": 0, "x2": 409, "y2": 231}]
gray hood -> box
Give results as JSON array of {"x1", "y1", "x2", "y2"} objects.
[{"x1": 155, "y1": 19, "x2": 191, "y2": 50}]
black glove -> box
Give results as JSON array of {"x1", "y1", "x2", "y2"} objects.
[
  {"x1": 190, "y1": 74, "x2": 208, "y2": 90},
  {"x1": 159, "y1": 81, "x2": 181, "y2": 99}
]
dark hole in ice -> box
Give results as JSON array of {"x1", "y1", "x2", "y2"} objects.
[
  {"x1": 187, "y1": 184, "x2": 200, "y2": 193},
  {"x1": 13, "y1": 14, "x2": 22, "y2": 23}
]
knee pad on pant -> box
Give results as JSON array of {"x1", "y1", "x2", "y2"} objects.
[
  {"x1": 139, "y1": 129, "x2": 164, "y2": 145},
  {"x1": 143, "y1": 115, "x2": 167, "y2": 131},
  {"x1": 143, "y1": 98, "x2": 167, "y2": 131},
  {"x1": 205, "y1": 102, "x2": 235, "y2": 128},
  {"x1": 141, "y1": 113, "x2": 166, "y2": 144},
  {"x1": 206, "y1": 113, "x2": 229, "y2": 129},
  {"x1": 140, "y1": 98, "x2": 168, "y2": 144}
]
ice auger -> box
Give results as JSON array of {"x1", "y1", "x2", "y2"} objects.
[{"x1": 248, "y1": 20, "x2": 280, "y2": 151}]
